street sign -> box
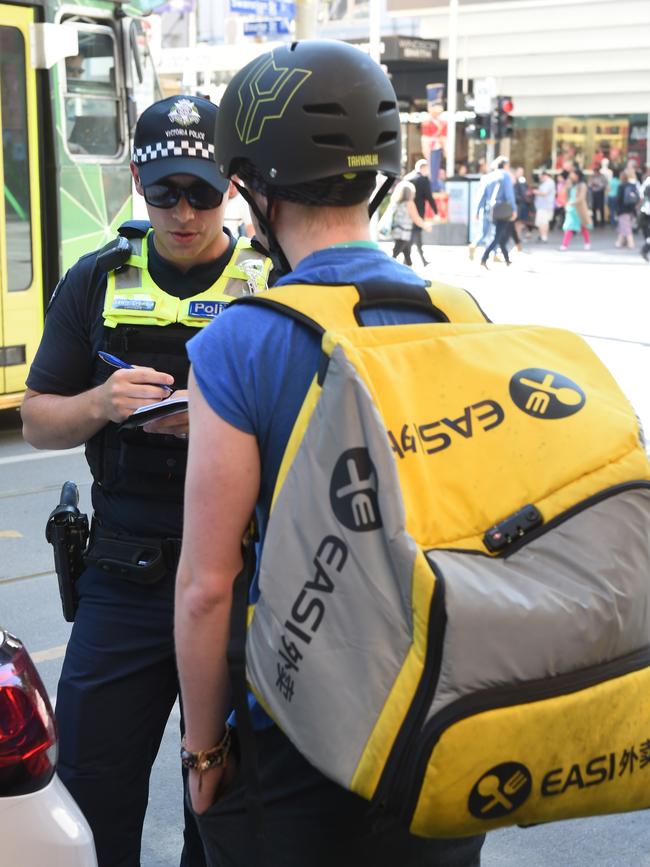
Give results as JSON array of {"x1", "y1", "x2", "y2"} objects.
[
  {"x1": 230, "y1": 0, "x2": 270, "y2": 15},
  {"x1": 473, "y1": 77, "x2": 497, "y2": 114},
  {"x1": 243, "y1": 17, "x2": 291, "y2": 35},
  {"x1": 231, "y1": 0, "x2": 295, "y2": 16},
  {"x1": 267, "y1": 0, "x2": 295, "y2": 17}
]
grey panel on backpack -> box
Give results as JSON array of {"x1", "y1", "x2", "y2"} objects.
[
  {"x1": 426, "y1": 488, "x2": 650, "y2": 722},
  {"x1": 247, "y1": 344, "x2": 418, "y2": 790}
]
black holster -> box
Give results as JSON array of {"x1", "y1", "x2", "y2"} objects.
[{"x1": 45, "y1": 482, "x2": 90, "y2": 623}]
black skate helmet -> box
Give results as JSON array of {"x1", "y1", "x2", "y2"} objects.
[{"x1": 215, "y1": 39, "x2": 401, "y2": 188}]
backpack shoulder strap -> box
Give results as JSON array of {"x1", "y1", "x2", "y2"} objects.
[{"x1": 232, "y1": 279, "x2": 489, "y2": 332}]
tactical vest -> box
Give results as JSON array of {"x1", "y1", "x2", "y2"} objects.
[
  {"x1": 86, "y1": 230, "x2": 271, "y2": 515},
  {"x1": 229, "y1": 279, "x2": 650, "y2": 839}
]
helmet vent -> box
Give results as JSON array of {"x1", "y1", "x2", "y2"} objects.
[
  {"x1": 312, "y1": 133, "x2": 355, "y2": 149},
  {"x1": 376, "y1": 131, "x2": 399, "y2": 145},
  {"x1": 377, "y1": 100, "x2": 397, "y2": 116},
  {"x1": 303, "y1": 103, "x2": 347, "y2": 117}
]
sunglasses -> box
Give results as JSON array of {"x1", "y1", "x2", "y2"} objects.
[{"x1": 143, "y1": 180, "x2": 224, "y2": 211}]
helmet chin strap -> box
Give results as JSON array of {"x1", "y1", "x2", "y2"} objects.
[
  {"x1": 369, "y1": 175, "x2": 395, "y2": 218},
  {"x1": 233, "y1": 172, "x2": 395, "y2": 272},
  {"x1": 232, "y1": 181, "x2": 292, "y2": 277}
]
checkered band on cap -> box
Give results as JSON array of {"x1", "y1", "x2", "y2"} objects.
[{"x1": 132, "y1": 139, "x2": 216, "y2": 164}]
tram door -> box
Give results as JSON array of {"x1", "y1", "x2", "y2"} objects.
[{"x1": 0, "y1": 4, "x2": 43, "y2": 407}]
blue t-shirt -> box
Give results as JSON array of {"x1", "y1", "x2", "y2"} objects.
[{"x1": 187, "y1": 244, "x2": 440, "y2": 726}]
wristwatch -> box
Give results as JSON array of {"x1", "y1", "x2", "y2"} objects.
[{"x1": 180, "y1": 725, "x2": 232, "y2": 773}]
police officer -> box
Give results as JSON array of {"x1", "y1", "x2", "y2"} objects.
[
  {"x1": 21, "y1": 95, "x2": 271, "y2": 867},
  {"x1": 175, "y1": 43, "x2": 485, "y2": 867}
]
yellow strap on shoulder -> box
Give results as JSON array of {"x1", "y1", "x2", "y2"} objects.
[{"x1": 254, "y1": 281, "x2": 487, "y2": 332}]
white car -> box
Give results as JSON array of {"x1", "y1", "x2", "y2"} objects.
[{"x1": 0, "y1": 628, "x2": 97, "y2": 866}]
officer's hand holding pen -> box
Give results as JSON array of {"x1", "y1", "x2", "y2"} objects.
[{"x1": 97, "y1": 351, "x2": 176, "y2": 425}]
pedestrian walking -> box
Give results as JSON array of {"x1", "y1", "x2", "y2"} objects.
[
  {"x1": 513, "y1": 166, "x2": 530, "y2": 243},
  {"x1": 20, "y1": 96, "x2": 271, "y2": 867},
  {"x1": 560, "y1": 168, "x2": 592, "y2": 251},
  {"x1": 533, "y1": 170, "x2": 555, "y2": 242},
  {"x1": 479, "y1": 156, "x2": 517, "y2": 268},
  {"x1": 552, "y1": 170, "x2": 569, "y2": 230},
  {"x1": 607, "y1": 170, "x2": 620, "y2": 226},
  {"x1": 639, "y1": 175, "x2": 650, "y2": 262},
  {"x1": 404, "y1": 158, "x2": 438, "y2": 266},
  {"x1": 616, "y1": 170, "x2": 640, "y2": 249},
  {"x1": 175, "y1": 38, "x2": 485, "y2": 867},
  {"x1": 588, "y1": 166, "x2": 608, "y2": 226},
  {"x1": 389, "y1": 179, "x2": 429, "y2": 266},
  {"x1": 468, "y1": 173, "x2": 494, "y2": 260}
]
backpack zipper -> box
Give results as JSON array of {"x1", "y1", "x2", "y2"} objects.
[
  {"x1": 370, "y1": 563, "x2": 447, "y2": 812},
  {"x1": 434, "y1": 482, "x2": 650, "y2": 560},
  {"x1": 500, "y1": 481, "x2": 650, "y2": 559}
]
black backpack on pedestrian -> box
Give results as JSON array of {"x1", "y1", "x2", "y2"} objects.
[{"x1": 623, "y1": 184, "x2": 640, "y2": 208}]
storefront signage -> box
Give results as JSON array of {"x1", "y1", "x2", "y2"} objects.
[{"x1": 381, "y1": 36, "x2": 439, "y2": 62}]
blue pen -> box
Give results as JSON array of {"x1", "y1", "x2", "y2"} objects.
[{"x1": 98, "y1": 351, "x2": 173, "y2": 393}]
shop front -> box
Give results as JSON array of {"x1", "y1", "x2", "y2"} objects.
[{"x1": 511, "y1": 114, "x2": 648, "y2": 176}]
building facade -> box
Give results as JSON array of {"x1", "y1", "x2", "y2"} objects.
[{"x1": 387, "y1": 0, "x2": 650, "y2": 173}]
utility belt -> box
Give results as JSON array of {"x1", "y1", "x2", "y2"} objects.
[{"x1": 85, "y1": 523, "x2": 182, "y2": 585}]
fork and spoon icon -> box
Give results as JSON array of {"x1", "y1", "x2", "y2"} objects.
[
  {"x1": 478, "y1": 769, "x2": 530, "y2": 813},
  {"x1": 519, "y1": 373, "x2": 583, "y2": 415}
]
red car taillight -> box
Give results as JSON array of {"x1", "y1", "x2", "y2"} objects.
[{"x1": 0, "y1": 630, "x2": 57, "y2": 796}]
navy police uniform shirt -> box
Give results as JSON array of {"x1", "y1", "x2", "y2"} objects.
[{"x1": 26, "y1": 230, "x2": 237, "y2": 538}]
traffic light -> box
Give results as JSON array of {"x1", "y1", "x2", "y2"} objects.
[
  {"x1": 465, "y1": 113, "x2": 492, "y2": 140},
  {"x1": 496, "y1": 96, "x2": 514, "y2": 139}
]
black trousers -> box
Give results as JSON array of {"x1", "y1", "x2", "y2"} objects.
[
  {"x1": 591, "y1": 190, "x2": 605, "y2": 225},
  {"x1": 410, "y1": 224, "x2": 428, "y2": 263},
  {"x1": 392, "y1": 238, "x2": 413, "y2": 266},
  {"x1": 56, "y1": 564, "x2": 206, "y2": 867},
  {"x1": 482, "y1": 219, "x2": 512, "y2": 264},
  {"x1": 509, "y1": 222, "x2": 520, "y2": 245},
  {"x1": 640, "y1": 213, "x2": 650, "y2": 256},
  {"x1": 192, "y1": 725, "x2": 484, "y2": 867}
]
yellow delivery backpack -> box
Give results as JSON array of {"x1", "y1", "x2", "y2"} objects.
[{"x1": 235, "y1": 280, "x2": 650, "y2": 838}]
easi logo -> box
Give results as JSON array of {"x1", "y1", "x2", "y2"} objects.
[
  {"x1": 469, "y1": 742, "x2": 650, "y2": 821},
  {"x1": 330, "y1": 448, "x2": 382, "y2": 532},
  {"x1": 510, "y1": 368, "x2": 585, "y2": 419},
  {"x1": 275, "y1": 535, "x2": 348, "y2": 704},
  {"x1": 388, "y1": 400, "x2": 504, "y2": 460},
  {"x1": 541, "y1": 741, "x2": 650, "y2": 796},
  {"x1": 468, "y1": 762, "x2": 532, "y2": 820},
  {"x1": 187, "y1": 300, "x2": 228, "y2": 319}
]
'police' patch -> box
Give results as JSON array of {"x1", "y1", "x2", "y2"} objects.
[
  {"x1": 188, "y1": 300, "x2": 228, "y2": 319},
  {"x1": 113, "y1": 295, "x2": 156, "y2": 311}
]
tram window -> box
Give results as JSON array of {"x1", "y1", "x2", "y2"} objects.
[
  {"x1": 0, "y1": 26, "x2": 32, "y2": 292},
  {"x1": 63, "y1": 29, "x2": 122, "y2": 157}
]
